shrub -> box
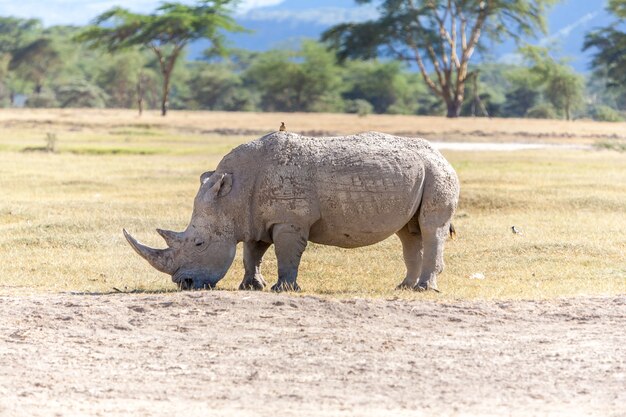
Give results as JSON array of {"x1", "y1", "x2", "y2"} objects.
[
  {"x1": 25, "y1": 90, "x2": 59, "y2": 108},
  {"x1": 526, "y1": 103, "x2": 558, "y2": 119},
  {"x1": 45, "y1": 133, "x2": 57, "y2": 153},
  {"x1": 590, "y1": 105, "x2": 623, "y2": 122},
  {"x1": 345, "y1": 99, "x2": 373, "y2": 117}
]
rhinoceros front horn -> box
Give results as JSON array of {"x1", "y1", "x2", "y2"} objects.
[{"x1": 123, "y1": 229, "x2": 176, "y2": 275}]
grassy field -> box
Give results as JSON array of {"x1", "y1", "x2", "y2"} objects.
[{"x1": 0, "y1": 109, "x2": 624, "y2": 299}]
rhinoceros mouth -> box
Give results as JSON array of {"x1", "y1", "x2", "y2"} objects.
[
  {"x1": 172, "y1": 270, "x2": 217, "y2": 290},
  {"x1": 124, "y1": 229, "x2": 235, "y2": 290}
]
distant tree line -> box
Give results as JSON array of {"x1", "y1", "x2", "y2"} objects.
[{"x1": 0, "y1": 0, "x2": 624, "y2": 121}]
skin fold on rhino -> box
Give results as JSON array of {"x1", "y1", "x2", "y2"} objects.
[{"x1": 124, "y1": 131, "x2": 460, "y2": 292}]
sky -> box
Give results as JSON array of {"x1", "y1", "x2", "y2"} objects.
[
  {"x1": 0, "y1": 0, "x2": 613, "y2": 71},
  {"x1": 4, "y1": 0, "x2": 604, "y2": 29},
  {"x1": 0, "y1": 0, "x2": 332, "y2": 25}
]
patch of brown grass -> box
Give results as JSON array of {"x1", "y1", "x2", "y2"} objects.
[{"x1": 1, "y1": 108, "x2": 626, "y2": 145}]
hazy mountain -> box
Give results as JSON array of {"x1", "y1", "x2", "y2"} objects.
[
  {"x1": 0, "y1": 0, "x2": 613, "y2": 71},
  {"x1": 192, "y1": 0, "x2": 613, "y2": 71}
]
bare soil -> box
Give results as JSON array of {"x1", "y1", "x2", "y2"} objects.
[{"x1": 1, "y1": 292, "x2": 624, "y2": 417}]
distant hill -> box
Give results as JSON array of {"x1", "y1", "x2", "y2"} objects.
[
  {"x1": 0, "y1": 0, "x2": 613, "y2": 71},
  {"x1": 188, "y1": 0, "x2": 613, "y2": 72}
]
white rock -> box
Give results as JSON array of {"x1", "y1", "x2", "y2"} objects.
[{"x1": 469, "y1": 272, "x2": 485, "y2": 280}]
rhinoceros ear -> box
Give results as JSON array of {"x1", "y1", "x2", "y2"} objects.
[
  {"x1": 209, "y1": 173, "x2": 233, "y2": 198},
  {"x1": 200, "y1": 171, "x2": 215, "y2": 184}
]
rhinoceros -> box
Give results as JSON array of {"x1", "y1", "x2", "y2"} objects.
[{"x1": 124, "y1": 131, "x2": 459, "y2": 292}]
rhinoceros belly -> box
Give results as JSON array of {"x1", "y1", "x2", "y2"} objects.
[{"x1": 308, "y1": 163, "x2": 422, "y2": 248}]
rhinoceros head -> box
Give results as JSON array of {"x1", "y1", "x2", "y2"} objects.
[{"x1": 124, "y1": 172, "x2": 236, "y2": 290}]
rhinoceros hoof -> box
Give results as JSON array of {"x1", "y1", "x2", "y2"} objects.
[
  {"x1": 271, "y1": 281, "x2": 301, "y2": 293},
  {"x1": 239, "y1": 275, "x2": 267, "y2": 291},
  {"x1": 239, "y1": 281, "x2": 264, "y2": 291},
  {"x1": 414, "y1": 284, "x2": 440, "y2": 293},
  {"x1": 396, "y1": 282, "x2": 415, "y2": 290}
]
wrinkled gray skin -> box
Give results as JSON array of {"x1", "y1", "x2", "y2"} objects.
[{"x1": 124, "y1": 132, "x2": 460, "y2": 292}]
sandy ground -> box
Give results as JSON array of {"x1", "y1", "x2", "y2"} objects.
[{"x1": 0, "y1": 292, "x2": 624, "y2": 417}]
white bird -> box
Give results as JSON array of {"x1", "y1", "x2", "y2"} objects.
[{"x1": 511, "y1": 226, "x2": 523, "y2": 235}]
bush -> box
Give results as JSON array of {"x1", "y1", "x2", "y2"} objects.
[
  {"x1": 45, "y1": 132, "x2": 57, "y2": 153},
  {"x1": 526, "y1": 103, "x2": 558, "y2": 119},
  {"x1": 590, "y1": 105, "x2": 623, "y2": 122},
  {"x1": 56, "y1": 80, "x2": 108, "y2": 108},
  {"x1": 387, "y1": 103, "x2": 417, "y2": 115},
  {"x1": 25, "y1": 90, "x2": 59, "y2": 108},
  {"x1": 345, "y1": 99, "x2": 373, "y2": 117}
]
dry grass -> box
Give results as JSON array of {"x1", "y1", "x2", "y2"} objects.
[
  {"x1": 0, "y1": 109, "x2": 624, "y2": 299},
  {"x1": 1, "y1": 108, "x2": 626, "y2": 145}
]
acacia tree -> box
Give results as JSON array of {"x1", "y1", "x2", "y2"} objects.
[
  {"x1": 323, "y1": 0, "x2": 559, "y2": 118},
  {"x1": 545, "y1": 67, "x2": 583, "y2": 120},
  {"x1": 0, "y1": 17, "x2": 42, "y2": 104},
  {"x1": 518, "y1": 46, "x2": 583, "y2": 120},
  {"x1": 9, "y1": 38, "x2": 62, "y2": 94},
  {"x1": 245, "y1": 41, "x2": 344, "y2": 112},
  {"x1": 0, "y1": 17, "x2": 41, "y2": 57},
  {"x1": 583, "y1": 0, "x2": 626, "y2": 87},
  {"x1": 77, "y1": 0, "x2": 242, "y2": 116}
]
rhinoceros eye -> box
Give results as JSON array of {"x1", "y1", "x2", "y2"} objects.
[{"x1": 194, "y1": 239, "x2": 204, "y2": 247}]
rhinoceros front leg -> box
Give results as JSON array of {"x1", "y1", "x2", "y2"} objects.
[
  {"x1": 239, "y1": 241, "x2": 272, "y2": 290},
  {"x1": 395, "y1": 225, "x2": 423, "y2": 290},
  {"x1": 270, "y1": 223, "x2": 308, "y2": 292}
]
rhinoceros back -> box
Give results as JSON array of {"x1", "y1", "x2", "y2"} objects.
[{"x1": 239, "y1": 132, "x2": 438, "y2": 248}]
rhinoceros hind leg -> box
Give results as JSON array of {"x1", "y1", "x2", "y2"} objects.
[
  {"x1": 415, "y1": 223, "x2": 449, "y2": 292},
  {"x1": 270, "y1": 223, "x2": 308, "y2": 292},
  {"x1": 395, "y1": 225, "x2": 423, "y2": 290},
  {"x1": 239, "y1": 241, "x2": 272, "y2": 291}
]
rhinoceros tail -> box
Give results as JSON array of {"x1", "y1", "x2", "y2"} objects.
[{"x1": 449, "y1": 223, "x2": 457, "y2": 240}]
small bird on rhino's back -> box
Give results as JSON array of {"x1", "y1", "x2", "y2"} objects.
[{"x1": 279, "y1": 122, "x2": 286, "y2": 131}]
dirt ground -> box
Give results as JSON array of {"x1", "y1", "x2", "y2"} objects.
[{"x1": 0, "y1": 292, "x2": 624, "y2": 417}]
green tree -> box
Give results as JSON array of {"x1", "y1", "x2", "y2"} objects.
[
  {"x1": 526, "y1": 102, "x2": 557, "y2": 119},
  {"x1": 4, "y1": 24, "x2": 116, "y2": 108},
  {"x1": 0, "y1": 17, "x2": 42, "y2": 102},
  {"x1": 76, "y1": 0, "x2": 243, "y2": 116},
  {"x1": 460, "y1": 63, "x2": 511, "y2": 117},
  {"x1": 522, "y1": 46, "x2": 584, "y2": 120},
  {"x1": 544, "y1": 66, "x2": 584, "y2": 120},
  {"x1": 503, "y1": 67, "x2": 540, "y2": 117},
  {"x1": 187, "y1": 61, "x2": 257, "y2": 111},
  {"x1": 96, "y1": 51, "x2": 148, "y2": 108},
  {"x1": 586, "y1": 68, "x2": 626, "y2": 113},
  {"x1": 322, "y1": 0, "x2": 559, "y2": 118},
  {"x1": 45, "y1": 26, "x2": 103, "y2": 84},
  {"x1": 0, "y1": 17, "x2": 42, "y2": 101},
  {"x1": 55, "y1": 79, "x2": 108, "y2": 108},
  {"x1": 583, "y1": 0, "x2": 626, "y2": 88},
  {"x1": 9, "y1": 38, "x2": 62, "y2": 94},
  {"x1": 342, "y1": 60, "x2": 420, "y2": 114},
  {"x1": 0, "y1": 52, "x2": 9, "y2": 106},
  {"x1": 0, "y1": 17, "x2": 41, "y2": 54},
  {"x1": 245, "y1": 41, "x2": 344, "y2": 112}
]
